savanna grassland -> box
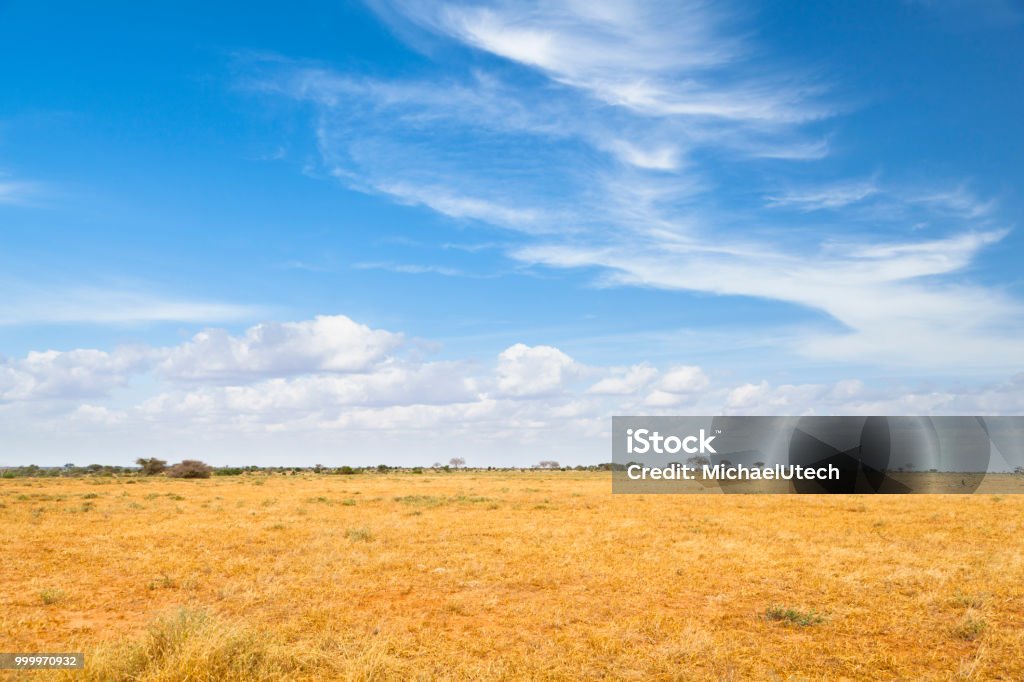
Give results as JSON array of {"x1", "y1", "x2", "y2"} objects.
[{"x1": 1, "y1": 472, "x2": 1023, "y2": 681}]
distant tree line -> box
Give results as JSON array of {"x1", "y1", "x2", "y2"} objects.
[{"x1": 0, "y1": 460, "x2": 627, "y2": 478}]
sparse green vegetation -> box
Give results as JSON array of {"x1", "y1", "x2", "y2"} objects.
[
  {"x1": 765, "y1": 605, "x2": 825, "y2": 626},
  {"x1": 952, "y1": 614, "x2": 988, "y2": 641},
  {"x1": 40, "y1": 588, "x2": 65, "y2": 605}
]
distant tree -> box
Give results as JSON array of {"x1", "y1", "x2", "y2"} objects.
[
  {"x1": 136, "y1": 458, "x2": 167, "y2": 476},
  {"x1": 537, "y1": 460, "x2": 560, "y2": 469},
  {"x1": 338, "y1": 465, "x2": 357, "y2": 475},
  {"x1": 377, "y1": 464, "x2": 390, "y2": 473},
  {"x1": 753, "y1": 461, "x2": 766, "y2": 468},
  {"x1": 686, "y1": 455, "x2": 711, "y2": 467},
  {"x1": 1014, "y1": 466, "x2": 1024, "y2": 476},
  {"x1": 449, "y1": 457, "x2": 466, "y2": 469},
  {"x1": 166, "y1": 460, "x2": 213, "y2": 479}
]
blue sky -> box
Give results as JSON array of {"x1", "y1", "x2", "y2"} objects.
[{"x1": 1, "y1": 0, "x2": 1023, "y2": 466}]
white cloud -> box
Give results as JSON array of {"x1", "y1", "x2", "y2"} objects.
[
  {"x1": 0, "y1": 347, "x2": 155, "y2": 402},
  {"x1": 605, "y1": 140, "x2": 682, "y2": 171},
  {"x1": 587, "y1": 364, "x2": 657, "y2": 395},
  {"x1": 159, "y1": 315, "x2": 403, "y2": 382},
  {"x1": 642, "y1": 365, "x2": 710, "y2": 407},
  {"x1": 0, "y1": 283, "x2": 263, "y2": 326},
  {"x1": 518, "y1": 227, "x2": 1023, "y2": 371},
  {"x1": 495, "y1": 343, "x2": 581, "y2": 397},
  {"x1": 643, "y1": 390, "x2": 688, "y2": 408},
  {"x1": 4, "y1": 312, "x2": 1024, "y2": 465},
  {"x1": 766, "y1": 178, "x2": 879, "y2": 211},
  {"x1": 912, "y1": 184, "x2": 997, "y2": 219},
  {"x1": 371, "y1": 180, "x2": 546, "y2": 231},
  {"x1": 414, "y1": 0, "x2": 826, "y2": 123},
  {"x1": 246, "y1": 2, "x2": 1022, "y2": 373},
  {"x1": 353, "y1": 262, "x2": 465, "y2": 277},
  {"x1": 658, "y1": 365, "x2": 710, "y2": 393},
  {"x1": 0, "y1": 179, "x2": 43, "y2": 206}
]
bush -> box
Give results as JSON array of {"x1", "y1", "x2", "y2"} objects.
[
  {"x1": 166, "y1": 460, "x2": 213, "y2": 479},
  {"x1": 136, "y1": 458, "x2": 167, "y2": 476}
]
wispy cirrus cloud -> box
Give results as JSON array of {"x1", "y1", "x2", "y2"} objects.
[
  {"x1": 354, "y1": 261, "x2": 466, "y2": 277},
  {"x1": 0, "y1": 281, "x2": 264, "y2": 327},
  {"x1": 765, "y1": 176, "x2": 880, "y2": 211},
  {"x1": 390, "y1": 0, "x2": 830, "y2": 123},
  {"x1": 245, "y1": 0, "x2": 1019, "y2": 373},
  {"x1": 0, "y1": 177, "x2": 45, "y2": 206}
]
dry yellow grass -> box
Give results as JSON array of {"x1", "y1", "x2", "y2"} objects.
[{"x1": 2, "y1": 472, "x2": 1023, "y2": 680}]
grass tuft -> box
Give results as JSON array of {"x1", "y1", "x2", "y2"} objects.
[
  {"x1": 952, "y1": 614, "x2": 988, "y2": 641},
  {"x1": 345, "y1": 526, "x2": 374, "y2": 542},
  {"x1": 765, "y1": 605, "x2": 825, "y2": 627},
  {"x1": 40, "y1": 588, "x2": 66, "y2": 605},
  {"x1": 64, "y1": 608, "x2": 296, "y2": 681}
]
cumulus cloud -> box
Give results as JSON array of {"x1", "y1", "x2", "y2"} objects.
[
  {"x1": 0, "y1": 347, "x2": 156, "y2": 402},
  {"x1": 3, "y1": 312, "x2": 1024, "y2": 466},
  {"x1": 658, "y1": 365, "x2": 710, "y2": 393},
  {"x1": 159, "y1": 315, "x2": 403, "y2": 382},
  {"x1": 587, "y1": 364, "x2": 657, "y2": 395},
  {"x1": 643, "y1": 365, "x2": 710, "y2": 407},
  {"x1": 495, "y1": 343, "x2": 581, "y2": 397}
]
